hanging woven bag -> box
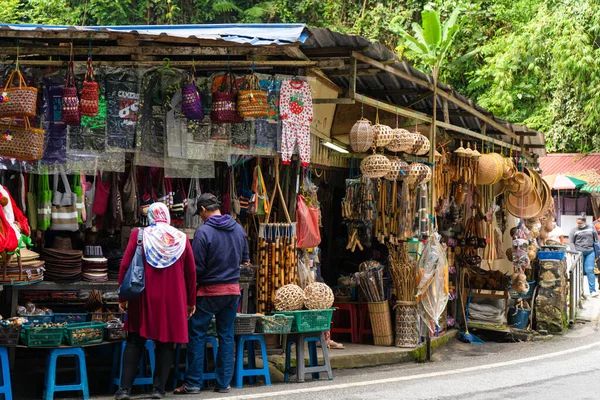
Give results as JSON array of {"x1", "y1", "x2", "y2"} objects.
[
  {"x1": 237, "y1": 73, "x2": 268, "y2": 118},
  {"x1": 211, "y1": 72, "x2": 242, "y2": 123},
  {"x1": 0, "y1": 117, "x2": 45, "y2": 161},
  {"x1": 181, "y1": 67, "x2": 204, "y2": 120},
  {"x1": 80, "y1": 57, "x2": 99, "y2": 117},
  {"x1": 62, "y1": 61, "x2": 81, "y2": 126},
  {"x1": 0, "y1": 69, "x2": 38, "y2": 118}
]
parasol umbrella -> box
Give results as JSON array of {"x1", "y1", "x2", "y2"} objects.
[{"x1": 542, "y1": 174, "x2": 587, "y2": 190}]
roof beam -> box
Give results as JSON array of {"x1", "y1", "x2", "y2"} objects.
[
  {"x1": 1, "y1": 59, "x2": 320, "y2": 68},
  {"x1": 351, "y1": 51, "x2": 519, "y2": 141}
]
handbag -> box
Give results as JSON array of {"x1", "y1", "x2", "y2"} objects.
[
  {"x1": 84, "y1": 172, "x2": 96, "y2": 229},
  {"x1": 72, "y1": 173, "x2": 84, "y2": 224},
  {"x1": 296, "y1": 194, "x2": 321, "y2": 249},
  {"x1": 0, "y1": 69, "x2": 38, "y2": 118},
  {"x1": 171, "y1": 179, "x2": 187, "y2": 223},
  {"x1": 211, "y1": 73, "x2": 242, "y2": 124},
  {"x1": 50, "y1": 172, "x2": 79, "y2": 232},
  {"x1": 249, "y1": 165, "x2": 269, "y2": 216},
  {"x1": 37, "y1": 173, "x2": 52, "y2": 231},
  {"x1": 239, "y1": 167, "x2": 252, "y2": 219},
  {"x1": 122, "y1": 166, "x2": 139, "y2": 225},
  {"x1": 0, "y1": 117, "x2": 45, "y2": 161},
  {"x1": 185, "y1": 178, "x2": 202, "y2": 230},
  {"x1": 80, "y1": 57, "x2": 99, "y2": 117},
  {"x1": 118, "y1": 228, "x2": 146, "y2": 301},
  {"x1": 26, "y1": 174, "x2": 37, "y2": 231},
  {"x1": 181, "y1": 72, "x2": 204, "y2": 120},
  {"x1": 93, "y1": 172, "x2": 111, "y2": 216},
  {"x1": 62, "y1": 61, "x2": 81, "y2": 126},
  {"x1": 230, "y1": 168, "x2": 241, "y2": 216},
  {"x1": 237, "y1": 74, "x2": 268, "y2": 118}
]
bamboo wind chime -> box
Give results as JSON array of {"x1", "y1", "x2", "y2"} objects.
[
  {"x1": 256, "y1": 160, "x2": 298, "y2": 315},
  {"x1": 387, "y1": 243, "x2": 417, "y2": 302}
]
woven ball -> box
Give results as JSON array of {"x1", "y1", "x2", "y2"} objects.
[
  {"x1": 406, "y1": 163, "x2": 432, "y2": 186},
  {"x1": 303, "y1": 282, "x2": 334, "y2": 310},
  {"x1": 373, "y1": 124, "x2": 394, "y2": 148},
  {"x1": 274, "y1": 284, "x2": 305, "y2": 311},
  {"x1": 415, "y1": 135, "x2": 431, "y2": 156},
  {"x1": 385, "y1": 157, "x2": 410, "y2": 181},
  {"x1": 349, "y1": 118, "x2": 374, "y2": 153},
  {"x1": 360, "y1": 154, "x2": 392, "y2": 179}
]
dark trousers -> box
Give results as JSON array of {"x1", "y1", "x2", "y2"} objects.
[
  {"x1": 120, "y1": 333, "x2": 174, "y2": 392},
  {"x1": 184, "y1": 295, "x2": 239, "y2": 390}
]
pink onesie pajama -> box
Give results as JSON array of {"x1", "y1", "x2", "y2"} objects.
[{"x1": 279, "y1": 79, "x2": 313, "y2": 166}]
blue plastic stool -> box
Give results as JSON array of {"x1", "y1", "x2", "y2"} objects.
[
  {"x1": 43, "y1": 347, "x2": 89, "y2": 400},
  {"x1": 284, "y1": 332, "x2": 333, "y2": 383},
  {"x1": 234, "y1": 334, "x2": 271, "y2": 388},
  {"x1": 110, "y1": 340, "x2": 155, "y2": 393},
  {"x1": 172, "y1": 336, "x2": 218, "y2": 389},
  {"x1": 0, "y1": 347, "x2": 12, "y2": 400}
]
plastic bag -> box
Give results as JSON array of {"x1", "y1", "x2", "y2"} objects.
[
  {"x1": 296, "y1": 194, "x2": 321, "y2": 249},
  {"x1": 416, "y1": 235, "x2": 449, "y2": 333}
]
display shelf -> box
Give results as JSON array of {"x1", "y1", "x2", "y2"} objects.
[{"x1": 18, "y1": 281, "x2": 119, "y2": 291}]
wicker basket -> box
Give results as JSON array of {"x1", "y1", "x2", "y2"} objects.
[
  {"x1": 373, "y1": 124, "x2": 394, "y2": 148},
  {"x1": 415, "y1": 135, "x2": 431, "y2": 156},
  {"x1": 394, "y1": 301, "x2": 418, "y2": 348},
  {"x1": 387, "y1": 129, "x2": 410, "y2": 152},
  {"x1": 406, "y1": 133, "x2": 427, "y2": 155},
  {"x1": 385, "y1": 157, "x2": 410, "y2": 181},
  {"x1": 406, "y1": 163, "x2": 432, "y2": 187},
  {"x1": 476, "y1": 153, "x2": 503, "y2": 185},
  {"x1": 274, "y1": 284, "x2": 305, "y2": 311},
  {"x1": 349, "y1": 118, "x2": 374, "y2": 153},
  {"x1": 368, "y1": 301, "x2": 393, "y2": 346},
  {"x1": 304, "y1": 282, "x2": 335, "y2": 310},
  {"x1": 0, "y1": 117, "x2": 45, "y2": 161},
  {"x1": 237, "y1": 74, "x2": 268, "y2": 118},
  {"x1": 360, "y1": 154, "x2": 392, "y2": 179}
]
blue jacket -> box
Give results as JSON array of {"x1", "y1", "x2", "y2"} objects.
[{"x1": 193, "y1": 214, "x2": 249, "y2": 286}]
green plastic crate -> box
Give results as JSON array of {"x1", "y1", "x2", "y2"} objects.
[
  {"x1": 64, "y1": 322, "x2": 106, "y2": 346},
  {"x1": 279, "y1": 309, "x2": 334, "y2": 332},
  {"x1": 20, "y1": 325, "x2": 64, "y2": 347},
  {"x1": 259, "y1": 314, "x2": 294, "y2": 334}
]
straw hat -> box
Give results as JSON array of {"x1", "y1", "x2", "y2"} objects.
[
  {"x1": 506, "y1": 170, "x2": 543, "y2": 218},
  {"x1": 506, "y1": 172, "x2": 532, "y2": 196},
  {"x1": 502, "y1": 158, "x2": 516, "y2": 180},
  {"x1": 476, "y1": 153, "x2": 504, "y2": 185}
]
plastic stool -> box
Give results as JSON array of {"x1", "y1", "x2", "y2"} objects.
[
  {"x1": 284, "y1": 332, "x2": 333, "y2": 383},
  {"x1": 331, "y1": 303, "x2": 359, "y2": 343},
  {"x1": 173, "y1": 336, "x2": 218, "y2": 389},
  {"x1": 43, "y1": 347, "x2": 89, "y2": 400},
  {"x1": 110, "y1": 340, "x2": 155, "y2": 393},
  {"x1": 234, "y1": 335, "x2": 271, "y2": 388},
  {"x1": 358, "y1": 303, "x2": 373, "y2": 342},
  {"x1": 0, "y1": 347, "x2": 12, "y2": 400}
]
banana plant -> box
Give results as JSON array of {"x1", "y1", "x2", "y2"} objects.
[{"x1": 390, "y1": 4, "x2": 463, "y2": 164}]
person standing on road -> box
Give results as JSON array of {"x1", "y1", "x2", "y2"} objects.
[
  {"x1": 569, "y1": 213, "x2": 599, "y2": 297},
  {"x1": 116, "y1": 203, "x2": 197, "y2": 400},
  {"x1": 175, "y1": 193, "x2": 249, "y2": 395}
]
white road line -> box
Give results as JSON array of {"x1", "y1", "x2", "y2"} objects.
[{"x1": 214, "y1": 339, "x2": 600, "y2": 399}]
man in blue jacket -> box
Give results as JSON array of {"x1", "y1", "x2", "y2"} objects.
[{"x1": 175, "y1": 193, "x2": 249, "y2": 395}]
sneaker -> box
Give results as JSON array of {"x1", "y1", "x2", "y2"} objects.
[
  {"x1": 152, "y1": 388, "x2": 166, "y2": 399},
  {"x1": 214, "y1": 386, "x2": 231, "y2": 394},
  {"x1": 115, "y1": 388, "x2": 131, "y2": 400},
  {"x1": 592, "y1": 292, "x2": 600, "y2": 298}
]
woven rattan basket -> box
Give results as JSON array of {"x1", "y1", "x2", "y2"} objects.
[
  {"x1": 373, "y1": 124, "x2": 394, "y2": 148},
  {"x1": 368, "y1": 301, "x2": 393, "y2": 346},
  {"x1": 476, "y1": 153, "x2": 503, "y2": 185},
  {"x1": 360, "y1": 154, "x2": 392, "y2": 179},
  {"x1": 304, "y1": 282, "x2": 335, "y2": 310},
  {"x1": 387, "y1": 129, "x2": 411, "y2": 153},
  {"x1": 406, "y1": 163, "x2": 432, "y2": 186},
  {"x1": 394, "y1": 301, "x2": 418, "y2": 348},
  {"x1": 274, "y1": 284, "x2": 305, "y2": 311},
  {"x1": 385, "y1": 157, "x2": 410, "y2": 181},
  {"x1": 350, "y1": 118, "x2": 374, "y2": 153},
  {"x1": 415, "y1": 135, "x2": 431, "y2": 156},
  {"x1": 407, "y1": 133, "x2": 427, "y2": 155}
]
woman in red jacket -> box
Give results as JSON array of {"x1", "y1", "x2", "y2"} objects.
[{"x1": 116, "y1": 203, "x2": 196, "y2": 400}]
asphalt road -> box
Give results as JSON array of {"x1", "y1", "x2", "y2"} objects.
[{"x1": 96, "y1": 317, "x2": 600, "y2": 400}]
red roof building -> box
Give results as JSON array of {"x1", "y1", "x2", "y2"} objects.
[{"x1": 539, "y1": 154, "x2": 600, "y2": 176}]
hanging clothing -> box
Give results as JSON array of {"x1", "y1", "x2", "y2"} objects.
[
  {"x1": 143, "y1": 202, "x2": 187, "y2": 269},
  {"x1": 279, "y1": 79, "x2": 313, "y2": 166}
]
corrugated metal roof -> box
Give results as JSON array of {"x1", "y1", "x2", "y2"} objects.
[
  {"x1": 0, "y1": 23, "x2": 310, "y2": 45},
  {"x1": 302, "y1": 28, "x2": 546, "y2": 156},
  {"x1": 539, "y1": 154, "x2": 600, "y2": 176}
]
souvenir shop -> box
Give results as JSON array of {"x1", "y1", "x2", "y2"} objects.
[{"x1": 0, "y1": 23, "x2": 551, "y2": 398}]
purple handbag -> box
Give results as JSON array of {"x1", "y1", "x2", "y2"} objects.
[{"x1": 181, "y1": 79, "x2": 204, "y2": 120}]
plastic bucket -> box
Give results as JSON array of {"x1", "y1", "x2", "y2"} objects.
[{"x1": 508, "y1": 306, "x2": 531, "y2": 329}]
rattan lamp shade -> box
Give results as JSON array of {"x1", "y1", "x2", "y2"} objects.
[
  {"x1": 360, "y1": 154, "x2": 392, "y2": 179},
  {"x1": 415, "y1": 135, "x2": 431, "y2": 155},
  {"x1": 274, "y1": 284, "x2": 305, "y2": 311},
  {"x1": 406, "y1": 163, "x2": 432, "y2": 186},
  {"x1": 388, "y1": 129, "x2": 413, "y2": 153},
  {"x1": 385, "y1": 157, "x2": 410, "y2": 181},
  {"x1": 304, "y1": 282, "x2": 335, "y2": 310},
  {"x1": 350, "y1": 118, "x2": 374, "y2": 153},
  {"x1": 373, "y1": 124, "x2": 394, "y2": 148}
]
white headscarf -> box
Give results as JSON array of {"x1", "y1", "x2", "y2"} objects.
[{"x1": 143, "y1": 202, "x2": 187, "y2": 268}]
